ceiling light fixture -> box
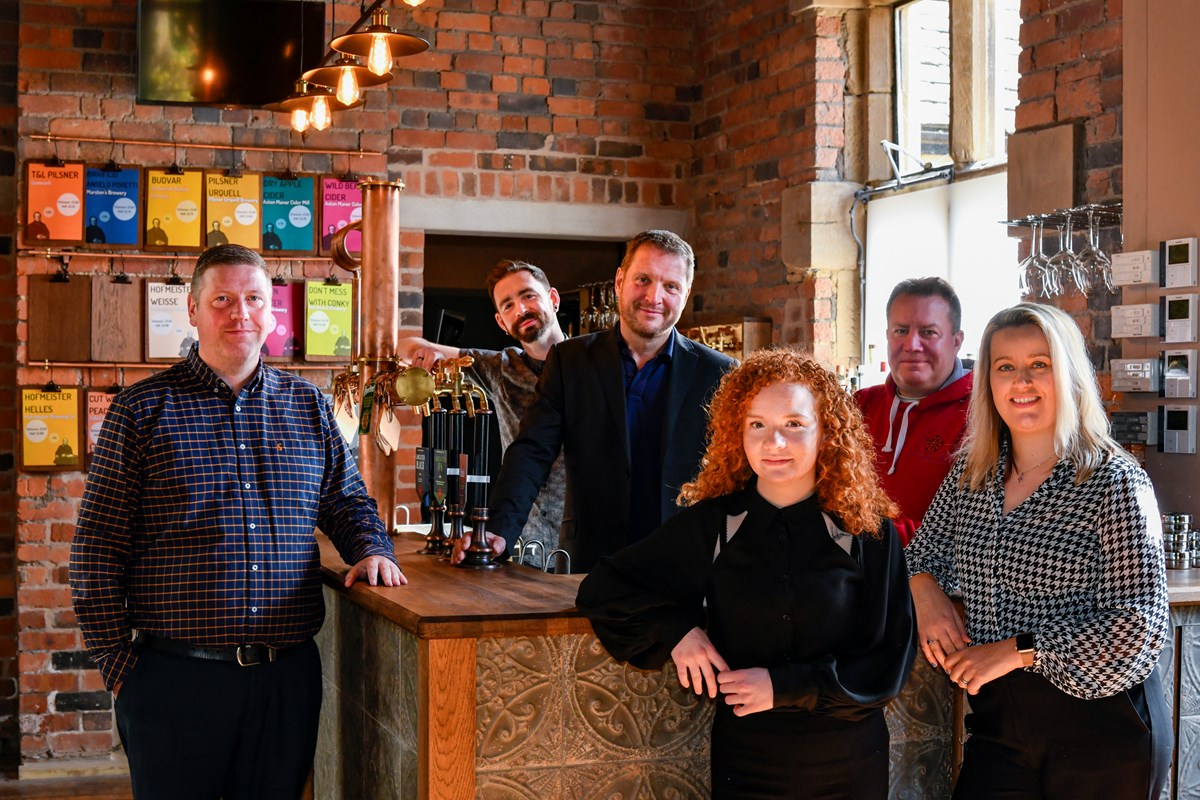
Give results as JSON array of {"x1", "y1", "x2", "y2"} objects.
[
  {"x1": 265, "y1": 80, "x2": 363, "y2": 134},
  {"x1": 330, "y1": 8, "x2": 430, "y2": 78},
  {"x1": 302, "y1": 55, "x2": 391, "y2": 107},
  {"x1": 268, "y1": 1, "x2": 428, "y2": 132}
]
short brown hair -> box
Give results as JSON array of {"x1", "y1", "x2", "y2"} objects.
[
  {"x1": 887, "y1": 277, "x2": 962, "y2": 333},
  {"x1": 619, "y1": 230, "x2": 694, "y2": 284},
  {"x1": 484, "y1": 260, "x2": 551, "y2": 310},
  {"x1": 191, "y1": 244, "x2": 269, "y2": 295}
]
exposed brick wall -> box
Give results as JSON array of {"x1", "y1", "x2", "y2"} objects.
[
  {"x1": 1017, "y1": 0, "x2": 1122, "y2": 202},
  {"x1": 0, "y1": 0, "x2": 19, "y2": 775},
  {"x1": 13, "y1": 0, "x2": 1111, "y2": 767},
  {"x1": 1014, "y1": 0, "x2": 1122, "y2": 361},
  {"x1": 689, "y1": 2, "x2": 847, "y2": 357},
  {"x1": 12, "y1": 0, "x2": 702, "y2": 763},
  {"x1": 392, "y1": 0, "x2": 695, "y2": 208}
]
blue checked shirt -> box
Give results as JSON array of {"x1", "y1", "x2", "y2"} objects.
[{"x1": 71, "y1": 348, "x2": 396, "y2": 690}]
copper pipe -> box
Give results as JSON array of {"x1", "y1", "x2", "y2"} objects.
[
  {"x1": 334, "y1": 178, "x2": 406, "y2": 534},
  {"x1": 22, "y1": 359, "x2": 343, "y2": 371},
  {"x1": 29, "y1": 134, "x2": 381, "y2": 158},
  {"x1": 19, "y1": 249, "x2": 340, "y2": 262}
]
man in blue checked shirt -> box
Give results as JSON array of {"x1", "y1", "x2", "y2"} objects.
[{"x1": 70, "y1": 243, "x2": 404, "y2": 800}]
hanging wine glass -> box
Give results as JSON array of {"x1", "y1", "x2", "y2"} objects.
[
  {"x1": 1046, "y1": 212, "x2": 1083, "y2": 295},
  {"x1": 1018, "y1": 218, "x2": 1054, "y2": 298},
  {"x1": 1016, "y1": 219, "x2": 1037, "y2": 298},
  {"x1": 603, "y1": 281, "x2": 618, "y2": 329},
  {"x1": 1075, "y1": 205, "x2": 1111, "y2": 295},
  {"x1": 583, "y1": 284, "x2": 599, "y2": 333}
]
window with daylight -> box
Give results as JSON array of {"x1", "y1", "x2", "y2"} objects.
[
  {"x1": 894, "y1": 0, "x2": 1021, "y2": 168},
  {"x1": 895, "y1": 0, "x2": 951, "y2": 168},
  {"x1": 859, "y1": 0, "x2": 1024, "y2": 385},
  {"x1": 860, "y1": 171, "x2": 1021, "y2": 389}
]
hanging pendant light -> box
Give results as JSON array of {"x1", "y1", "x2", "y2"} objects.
[
  {"x1": 310, "y1": 94, "x2": 332, "y2": 131},
  {"x1": 367, "y1": 32, "x2": 392, "y2": 77},
  {"x1": 291, "y1": 108, "x2": 310, "y2": 133},
  {"x1": 302, "y1": 55, "x2": 391, "y2": 107},
  {"x1": 330, "y1": 8, "x2": 430, "y2": 77},
  {"x1": 336, "y1": 69, "x2": 360, "y2": 105},
  {"x1": 265, "y1": 80, "x2": 363, "y2": 133}
]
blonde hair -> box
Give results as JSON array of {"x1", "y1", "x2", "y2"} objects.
[
  {"x1": 960, "y1": 303, "x2": 1130, "y2": 490},
  {"x1": 680, "y1": 348, "x2": 897, "y2": 536}
]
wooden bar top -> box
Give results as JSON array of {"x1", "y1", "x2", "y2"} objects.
[
  {"x1": 321, "y1": 534, "x2": 1200, "y2": 637},
  {"x1": 1168, "y1": 569, "x2": 1200, "y2": 605},
  {"x1": 319, "y1": 533, "x2": 592, "y2": 640}
]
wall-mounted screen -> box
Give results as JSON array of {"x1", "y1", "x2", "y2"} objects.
[{"x1": 137, "y1": 0, "x2": 326, "y2": 108}]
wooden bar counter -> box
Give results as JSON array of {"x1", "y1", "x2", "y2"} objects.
[
  {"x1": 313, "y1": 533, "x2": 713, "y2": 800},
  {"x1": 320, "y1": 534, "x2": 1200, "y2": 798}
]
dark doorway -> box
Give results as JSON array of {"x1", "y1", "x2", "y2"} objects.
[{"x1": 421, "y1": 234, "x2": 624, "y2": 345}]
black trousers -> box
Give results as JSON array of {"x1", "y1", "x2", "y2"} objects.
[
  {"x1": 114, "y1": 639, "x2": 322, "y2": 800},
  {"x1": 953, "y1": 667, "x2": 1171, "y2": 800},
  {"x1": 711, "y1": 705, "x2": 889, "y2": 799}
]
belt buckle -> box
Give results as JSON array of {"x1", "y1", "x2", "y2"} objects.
[{"x1": 236, "y1": 645, "x2": 277, "y2": 667}]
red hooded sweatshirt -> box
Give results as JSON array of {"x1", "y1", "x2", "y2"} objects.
[{"x1": 855, "y1": 370, "x2": 972, "y2": 546}]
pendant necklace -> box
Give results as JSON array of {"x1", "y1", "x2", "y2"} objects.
[{"x1": 1013, "y1": 453, "x2": 1055, "y2": 484}]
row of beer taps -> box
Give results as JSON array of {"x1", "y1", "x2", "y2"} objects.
[{"x1": 332, "y1": 357, "x2": 498, "y2": 568}]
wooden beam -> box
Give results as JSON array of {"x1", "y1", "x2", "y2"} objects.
[{"x1": 417, "y1": 637, "x2": 476, "y2": 800}]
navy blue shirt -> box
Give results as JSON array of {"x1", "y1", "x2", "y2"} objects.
[
  {"x1": 618, "y1": 326, "x2": 674, "y2": 543},
  {"x1": 71, "y1": 347, "x2": 396, "y2": 689}
]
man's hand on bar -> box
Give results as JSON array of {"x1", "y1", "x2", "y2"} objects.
[{"x1": 450, "y1": 530, "x2": 507, "y2": 564}]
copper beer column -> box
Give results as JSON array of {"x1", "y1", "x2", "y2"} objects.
[{"x1": 356, "y1": 178, "x2": 403, "y2": 534}]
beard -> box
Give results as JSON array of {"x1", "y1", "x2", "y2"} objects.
[
  {"x1": 619, "y1": 299, "x2": 677, "y2": 340},
  {"x1": 508, "y1": 310, "x2": 551, "y2": 344}
]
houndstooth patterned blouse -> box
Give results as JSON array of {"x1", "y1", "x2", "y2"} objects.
[{"x1": 906, "y1": 447, "x2": 1169, "y2": 700}]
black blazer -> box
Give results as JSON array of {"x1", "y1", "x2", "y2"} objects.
[{"x1": 489, "y1": 327, "x2": 736, "y2": 573}]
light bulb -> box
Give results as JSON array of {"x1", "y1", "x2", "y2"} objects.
[
  {"x1": 402, "y1": 0, "x2": 425, "y2": 6},
  {"x1": 335, "y1": 67, "x2": 361, "y2": 106},
  {"x1": 291, "y1": 108, "x2": 310, "y2": 133},
  {"x1": 367, "y1": 33, "x2": 393, "y2": 76},
  {"x1": 311, "y1": 95, "x2": 332, "y2": 131}
]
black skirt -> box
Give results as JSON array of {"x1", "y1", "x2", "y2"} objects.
[{"x1": 710, "y1": 705, "x2": 889, "y2": 800}]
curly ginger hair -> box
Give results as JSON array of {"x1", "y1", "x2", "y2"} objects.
[{"x1": 679, "y1": 348, "x2": 898, "y2": 536}]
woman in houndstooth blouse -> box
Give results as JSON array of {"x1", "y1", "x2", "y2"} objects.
[{"x1": 907, "y1": 303, "x2": 1171, "y2": 800}]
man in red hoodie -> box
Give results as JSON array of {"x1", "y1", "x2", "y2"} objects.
[{"x1": 855, "y1": 277, "x2": 972, "y2": 546}]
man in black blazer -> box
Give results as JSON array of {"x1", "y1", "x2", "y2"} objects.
[{"x1": 455, "y1": 230, "x2": 736, "y2": 573}]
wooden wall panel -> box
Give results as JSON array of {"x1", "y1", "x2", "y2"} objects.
[
  {"x1": 90, "y1": 276, "x2": 143, "y2": 362},
  {"x1": 27, "y1": 275, "x2": 91, "y2": 362}
]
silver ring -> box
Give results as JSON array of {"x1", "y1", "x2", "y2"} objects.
[
  {"x1": 926, "y1": 639, "x2": 937, "y2": 645},
  {"x1": 958, "y1": 678, "x2": 969, "y2": 687}
]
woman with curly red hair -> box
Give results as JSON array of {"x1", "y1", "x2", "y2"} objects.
[{"x1": 577, "y1": 348, "x2": 916, "y2": 799}]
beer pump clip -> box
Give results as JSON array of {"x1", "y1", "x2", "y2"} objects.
[{"x1": 331, "y1": 367, "x2": 361, "y2": 444}]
